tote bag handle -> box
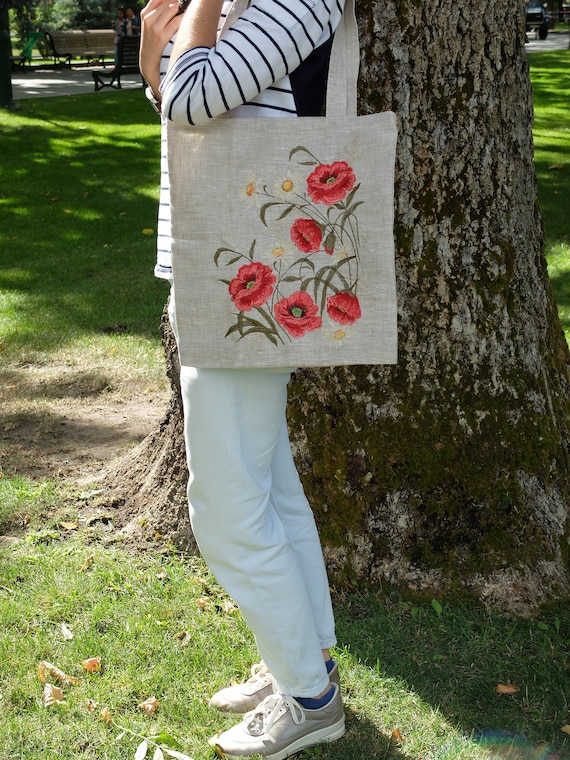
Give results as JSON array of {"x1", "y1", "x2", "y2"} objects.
[{"x1": 218, "y1": 0, "x2": 359, "y2": 119}]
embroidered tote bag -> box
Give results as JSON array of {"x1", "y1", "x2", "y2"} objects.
[{"x1": 167, "y1": 0, "x2": 398, "y2": 368}]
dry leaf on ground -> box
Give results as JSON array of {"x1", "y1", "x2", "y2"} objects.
[
  {"x1": 60, "y1": 521, "x2": 78, "y2": 531},
  {"x1": 138, "y1": 696, "x2": 160, "y2": 716},
  {"x1": 135, "y1": 740, "x2": 149, "y2": 760},
  {"x1": 82, "y1": 656, "x2": 102, "y2": 673},
  {"x1": 42, "y1": 683, "x2": 66, "y2": 707},
  {"x1": 561, "y1": 725, "x2": 570, "y2": 735},
  {"x1": 60, "y1": 623, "x2": 74, "y2": 640},
  {"x1": 495, "y1": 683, "x2": 520, "y2": 695},
  {"x1": 38, "y1": 660, "x2": 81, "y2": 686},
  {"x1": 100, "y1": 706, "x2": 113, "y2": 723},
  {"x1": 391, "y1": 728, "x2": 405, "y2": 743}
]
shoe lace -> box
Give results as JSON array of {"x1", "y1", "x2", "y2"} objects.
[
  {"x1": 245, "y1": 661, "x2": 270, "y2": 685},
  {"x1": 244, "y1": 694, "x2": 305, "y2": 737}
]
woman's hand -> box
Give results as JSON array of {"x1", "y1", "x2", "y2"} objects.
[{"x1": 140, "y1": 0, "x2": 182, "y2": 99}]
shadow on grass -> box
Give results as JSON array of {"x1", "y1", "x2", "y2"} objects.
[
  {"x1": 332, "y1": 592, "x2": 570, "y2": 760},
  {"x1": 549, "y1": 267, "x2": 570, "y2": 309},
  {"x1": 0, "y1": 93, "x2": 167, "y2": 355}
]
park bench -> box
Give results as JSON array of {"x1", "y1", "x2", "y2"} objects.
[
  {"x1": 11, "y1": 32, "x2": 44, "y2": 68},
  {"x1": 44, "y1": 29, "x2": 115, "y2": 66},
  {"x1": 92, "y1": 36, "x2": 144, "y2": 91}
]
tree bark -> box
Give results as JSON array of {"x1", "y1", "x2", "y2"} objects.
[{"x1": 104, "y1": 0, "x2": 570, "y2": 616}]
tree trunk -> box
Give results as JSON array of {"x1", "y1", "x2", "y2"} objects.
[{"x1": 104, "y1": 0, "x2": 570, "y2": 616}]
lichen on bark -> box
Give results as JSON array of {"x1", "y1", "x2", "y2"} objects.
[{"x1": 285, "y1": 0, "x2": 570, "y2": 614}]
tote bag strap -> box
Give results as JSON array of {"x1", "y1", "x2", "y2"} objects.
[
  {"x1": 218, "y1": 0, "x2": 359, "y2": 118},
  {"x1": 326, "y1": 0, "x2": 359, "y2": 118}
]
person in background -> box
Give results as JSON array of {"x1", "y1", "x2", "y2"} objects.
[
  {"x1": 112, "y1": 7, "x2": 125, "y2": 65},
  {"x1": 140, "y1": 0, "x2": 346, "y2": 756},
  {"x1": 124, "y1": 7, "x2": 140, "y2": 36}
]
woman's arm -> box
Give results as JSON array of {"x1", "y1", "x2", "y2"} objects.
[
  {"x1": 140, "y1": 0, "x2": 183, "y2": 101},
  {"x1": 161, "y1": 0, "x2": 344, "y2": 125},
  {"x1": 169, "y1": 0, "x2": 225, "y2": 62}
]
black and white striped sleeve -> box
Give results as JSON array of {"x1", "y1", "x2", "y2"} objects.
[{"x1": 160, "y1": 0, "x2": 344, "y2": 125}]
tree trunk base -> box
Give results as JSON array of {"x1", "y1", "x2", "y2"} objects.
[{"x1": 96, "y1": 305, "x2": 196, "y2": 554}]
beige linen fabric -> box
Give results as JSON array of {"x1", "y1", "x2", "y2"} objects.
[{"x1": 167, "y1": 0, "x2": 398, "y2": 368}]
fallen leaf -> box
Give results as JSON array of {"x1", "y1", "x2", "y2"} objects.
[
  {"x1": 135, "y1": 741, "x2": 149, "y2": 760},
  {"x1": 196, "y1": 597, "x2": 209, "y2": 611},
  {"x1": 223, "y1": 600, "x2": 238, "y2": 614},
  {"x1": 82, "y1": 656, "x2": 102, "y2": 673},
  {"x1": 495, "y1": 683, "x2": 520, "y2": 695},
  {"x1": 163, "y1": 751, "x2": 195, "y2": 760},
  {"x1": 561, "y1": 725, "x2": 570, "y2": 735},
  {"x1": 210, "y1": 743, "x2": 225, "y2": 759},
  {"x1": 148, "y1": 733, "x2": 185, "y2": 752},
  {"x1": 548, "y1": 164, "x2": 564, "y2": 170},
  {"x1": 42, "y1": 683, "x2": 65, "y2": 707},
  {"x1": 391, "y1": 728, "x2": 405, "y2": 743},
  {"x1": 100, "y1": 706, "x2": 112, "y2": 723},
  {"x1": 78, "y1": 555, "x2": 95, "y2": 572},
  {"x1": 60, "y1": 521, "x2": 78, "y2": 531},
  {"x1": 85, "y1": 512, "x2": 113, "y2": 523},
  {"x1": 142, "y1": 228, "x2": 155, "y2": 235},
  {"x1": 86, "y1": 699, "x2": 99, "y2": 712},
  {"x1": 60, "y1": 623, "x2": 74, "y2": 640},
  {"x1": 38, "y1": 660, "x2": 81, "y2": 686},
  {"x1": 139, "y1": 696, "x2": 160, "y2": 717}
]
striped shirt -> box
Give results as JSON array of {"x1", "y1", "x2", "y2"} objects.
[{"x1": 154, "y1": 0, "x2": 345, "y2": 280}]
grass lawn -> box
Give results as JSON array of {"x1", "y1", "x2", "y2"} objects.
[
  {"x1": 0, "y1": 51, "x2": 569, "y2": 760},
  {"x1": 528, "y1": 49, "x2": 570, "y2": 343},
  {"x1": 1, "y1": 496, "x2": 569, "y2": 760},
  {"x1": 0, "y1": 91, "x2": 167, "y2": 363}
]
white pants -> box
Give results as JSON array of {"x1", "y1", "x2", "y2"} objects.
[{"x1": 169, "y1": 289, "x2": 336, "y2": 697}]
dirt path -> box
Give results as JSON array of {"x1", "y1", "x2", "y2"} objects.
[{"x1": 0, "y1": 361, "x2": 168, "y2": 482}]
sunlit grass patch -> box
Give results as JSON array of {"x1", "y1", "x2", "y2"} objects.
[{"x1": 529, "y1": 50, "x2": 570, "y2": 345}]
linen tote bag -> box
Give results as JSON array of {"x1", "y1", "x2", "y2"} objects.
[{"x1": 167, "y1": 0, "x2": 398, "y2": 368}]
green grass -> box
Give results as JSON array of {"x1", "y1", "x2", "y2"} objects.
[
  {"x1": 528, "y1": 50, "x2": 570, "y2": 343},
  {"x1": 0, "y1": 53, "x2": 569, "y2": 760},
  {"x1": 0, "y1": 92, "x2": 168, "y2": 361},
  {"x1": 0, "y1": 92, "x2": 169, "y2": 403},
  {"x1": 1, "y1": 495, "x2": 569, "y2": 760}
]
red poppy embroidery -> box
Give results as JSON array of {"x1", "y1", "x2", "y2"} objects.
[
  {"x1": 229, "y1": 261, "x2": 276, "y2": 311},
  {"x1": 306, "y1": 161, "x2": 356, "y2": 205},
  {"x1": 217, "y1": 148, "x2": 364, "y2": 346},
  {"x1": 274, "y1": 291, "x2": 323, "y2": 337},
  {"x1": 290, "y1": 218, "x2": 322, "y2": 253},
  {"x1": 326, "y1": 292, "x2": 362, "y2": 325}
]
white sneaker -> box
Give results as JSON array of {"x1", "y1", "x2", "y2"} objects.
[
  {"x1": 209, "y1": 683, "x2": 345, "y2": 760},
  {"x1": 209, "y1": 662, "x2": 274, "y2": 713},
  {"x1": 209, "y1": 660, "x2": 340, "y2": 714}
]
